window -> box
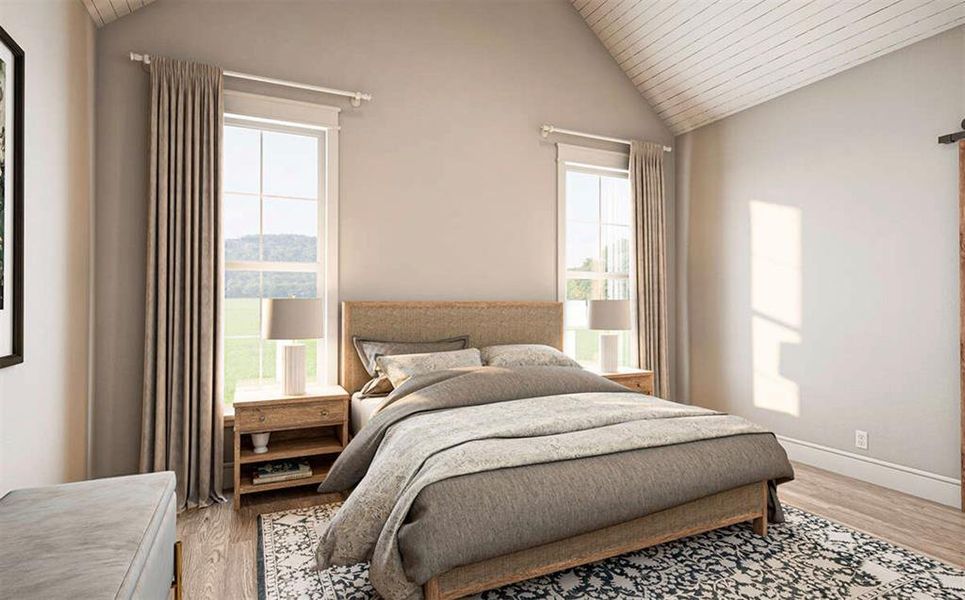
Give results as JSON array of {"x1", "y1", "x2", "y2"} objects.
[
  {"x1": 557, "y1": 144, "x2": 637, "y2": 369},
  {"x1": 222, "y1": 92, "x2": 339, "y2": 403}
]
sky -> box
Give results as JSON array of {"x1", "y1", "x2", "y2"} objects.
[{"x1": 223, "y1": 125, "x2": 321, "y2": 245}]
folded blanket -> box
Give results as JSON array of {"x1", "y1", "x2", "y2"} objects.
[{"x1": 316, "y1": 366, "x2": 788, "y2": 600}]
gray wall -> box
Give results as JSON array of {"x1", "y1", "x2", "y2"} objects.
[
  {"x1": 676, "y1": 26, "x2": 964, "y2": 479},
  {"x1": 0, "y1": 0, "x2": 94, "y2": 494},
  {"x1": 92, "y1": 0, "x2": 672, "y2": 477}
]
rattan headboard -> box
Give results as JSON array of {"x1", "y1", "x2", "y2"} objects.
[{"x1": 340, "y1": 301, "x2": 564, "y2": 393}]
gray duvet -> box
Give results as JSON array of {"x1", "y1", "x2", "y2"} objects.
[{"x1": 316, "y1": 366, "x2": 794, "y2": 600}]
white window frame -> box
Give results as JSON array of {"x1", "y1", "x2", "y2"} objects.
[
  {"x1": 222, "y1": 90, "x2": 340, "y2": 390},
  {"x1": 556, "y1": 143, "x2": 639, "y2": 368}
]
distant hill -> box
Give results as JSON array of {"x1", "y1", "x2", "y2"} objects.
[
  {"x1": 226, "y1": 233, "x2": 316, "y2": 263},
  {"x1": 225, "y1": 234, "x2": 317, "y2": 298}
]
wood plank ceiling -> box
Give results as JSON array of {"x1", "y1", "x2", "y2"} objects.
[
  {"x1": 80, "y1": 0, "x2": 156, "y2": 27},
  {"x1": 574, "y1": 0, "x2": 965, "y2": 134}
]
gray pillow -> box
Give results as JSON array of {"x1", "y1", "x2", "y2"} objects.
[
  {"x1": 376, "y1": 348, "x2": 483, "y2": 389},
  {"x1": 353, "y1": 335, "x2": 470, "y2": 376},
  {"x1": 353, "y1": 335, "x2": 469, "y2": 397},
  {"x1": 479, "y1": 344, "x2": 582, "y2": 368}
]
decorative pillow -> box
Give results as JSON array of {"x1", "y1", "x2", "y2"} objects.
[
  {"x1": 353, "y1": 335, "x2": 469, "y2": 397},
  {"x1": 358, "y1": 376, "x2": 394, "y2": 398},
  {"x1": 353, "y1": 335, "x2": 470, "y2": 376},
  {"x1": 479, "y1": 344, "x2": 582, "y2": 368},
  {"x1": 375, "y1": 348, "x2": 483, "y2": 389}
]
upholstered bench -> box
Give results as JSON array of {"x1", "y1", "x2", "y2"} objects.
[{"x1": 0, "y1": 471, "x2": 181, "y2": 599}]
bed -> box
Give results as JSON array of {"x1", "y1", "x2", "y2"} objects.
[{"x1": 317, "y1": 301, "x2": 794, "y2": 600}]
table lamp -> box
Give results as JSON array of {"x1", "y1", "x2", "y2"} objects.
[
  {"x1": 262, "y1": 298, "x2": 324, "y2": 395},
  {"x1": 588, "y1": 299, "x2": 630, "y2": 373}
]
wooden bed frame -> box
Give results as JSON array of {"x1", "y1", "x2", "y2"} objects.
[
  {"x1": 424, "y1": 481, "x2": 768, "y2": 600},
  {"x1": 340, "y1": 301, "x2": 770, "y2": 600}
]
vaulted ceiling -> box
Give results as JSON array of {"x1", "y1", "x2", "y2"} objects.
[
  {"x1": 573, "y1": 0, "x2": 965, "y2": 134},
  {"x1": 80, "y1": 0, "x2": 156, "y2": 27}
]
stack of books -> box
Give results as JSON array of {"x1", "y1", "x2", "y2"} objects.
[{"x1": 252, "y1": 459, "x2": 313, "y2": 485}]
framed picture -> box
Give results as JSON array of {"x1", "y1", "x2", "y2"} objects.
[{"x1": 0, "y1": 25, "x2": 23, "y2": 368}]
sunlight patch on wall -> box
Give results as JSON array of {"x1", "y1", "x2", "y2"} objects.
[
  {"x1": 751, "y1": 316, "x2": 801, "y2": 416},
  {"x1": 750, "y1": 201, "x2": 802, "y2": 417}
]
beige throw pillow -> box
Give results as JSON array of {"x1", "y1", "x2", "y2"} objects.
[
  {"x1": 479, "y1": 344, "x2": 582, "y2": 368},
  {"x1": 375, "y1": 348, "x2": 483, "y2": 389}
]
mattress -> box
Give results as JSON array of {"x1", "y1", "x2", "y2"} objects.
[{"x1": 350, "y1": 391, "x2": 384, "y2": 434}]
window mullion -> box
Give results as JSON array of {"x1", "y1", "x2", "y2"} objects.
[
  {"x1": 259, "y1": 130, "x2": 265, "y2": 263},
  {"x1": 598, "y1": 175, "x2": 605, "y2": 287},
  {"x1": 257, "y1": 270, "x2": 264, "y2": 382},
  {"x1": 258, "y1": 130, "x2": 266, "y2": 383},
  {"x1": 226, "y1": 261, "x2": 322, "y2": 273}
]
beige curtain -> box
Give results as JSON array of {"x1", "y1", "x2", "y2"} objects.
[
  {"x1": 140, "y1": 57, "x2": 225, "y2": 510},
  {"x1": 630, "y1": 141, "x2": 670, "y2": 398}
]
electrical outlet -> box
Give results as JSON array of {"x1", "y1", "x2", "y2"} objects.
[{"x1": 855, "y1": 430, "x2": 868, "y2": 450}]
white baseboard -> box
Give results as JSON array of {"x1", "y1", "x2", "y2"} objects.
[{"x1": 777, "y1": 435, "x2": 961, "y2": 509}]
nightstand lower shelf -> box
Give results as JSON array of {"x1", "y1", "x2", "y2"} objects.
[
  {"x1": 237, "y1": 455, "x2": 334, "y2": 495},
  {"x1": 239, "y1": 472, "x2": 328, "y2": 494},
  {"x1": 238, "y1": 435, "x2": 343, "y2": 464}
]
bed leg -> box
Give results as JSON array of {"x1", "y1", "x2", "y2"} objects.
[
  {"x1": 752, "y1": 481, "x2": 768, "y2": 536},
  {"x1": 752, "y1": 513, "x2": 768, "y2": 536},
  {"x1": 424, "y1": 577, "x2": 442, "y2": 600}
]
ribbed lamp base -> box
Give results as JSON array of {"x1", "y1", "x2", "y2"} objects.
[
  {"x1": 599, "y1": 333, "x2": 619, "y2": 373},
  {"x1": 281, "y1": 342, "x2": 306, "y2": 396}
]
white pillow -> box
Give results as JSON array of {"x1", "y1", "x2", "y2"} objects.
[
  {"x1": 479, "y1": 344, "x2": 581, "y2": 368},
  {"x1": 375, "y1": 348, "x2": 483, "y2": 388}
]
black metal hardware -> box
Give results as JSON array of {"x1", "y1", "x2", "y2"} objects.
[{"x1": 939, "y1": 118, "x2": 965, "y2": 144}]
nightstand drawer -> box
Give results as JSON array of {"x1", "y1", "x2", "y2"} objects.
[
  {"x1": 235, "y1": 399, "x2": 345, "y2": 432},
  {"x1": 618, "y1": 376, "x2": 653, "y2": 394},
  {"x1": 602, "y1": 372, "x2": 654, "y2": 395},
  {"x1": 594, "y1": 368, "x2": 654, "y2": 395}
]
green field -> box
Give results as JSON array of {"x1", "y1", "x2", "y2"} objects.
[{"x1": 223, "y1": 298, "x2": 317, "y2": 403}]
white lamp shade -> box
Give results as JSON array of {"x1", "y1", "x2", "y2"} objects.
[
  {"x1": 588, "y1": 299, "x2": 631, "y2": 331},
  {"x1": 262, "y1": 298, "x2": 324, "y2": 340}
]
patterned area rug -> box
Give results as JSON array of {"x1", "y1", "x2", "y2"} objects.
[{"x1": 257, "y1": 502, "x2": 965, "y2": 599}]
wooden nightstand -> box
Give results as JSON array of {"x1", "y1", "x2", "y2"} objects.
[
  {"x1": 232, "y1": 384, "x2": 349, "y2": 510},
  {"x1": 593, "y1": 367, "x2": 655, "y2": 395}
]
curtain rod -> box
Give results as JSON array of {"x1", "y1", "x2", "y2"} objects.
[
  {"x1": 540, "y1": 124, "x2": 671, "y2": 153},
  {"x1": 129, "y1": 52, "x2": 372, "y2": 107}
]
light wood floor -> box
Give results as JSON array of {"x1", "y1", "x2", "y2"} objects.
[
  {"x1": 779, "y1": 463, "x2": 964, "y2": 567},
  {"x1": 177, "y1": 462, "x2": 964, "y2": 599}
]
